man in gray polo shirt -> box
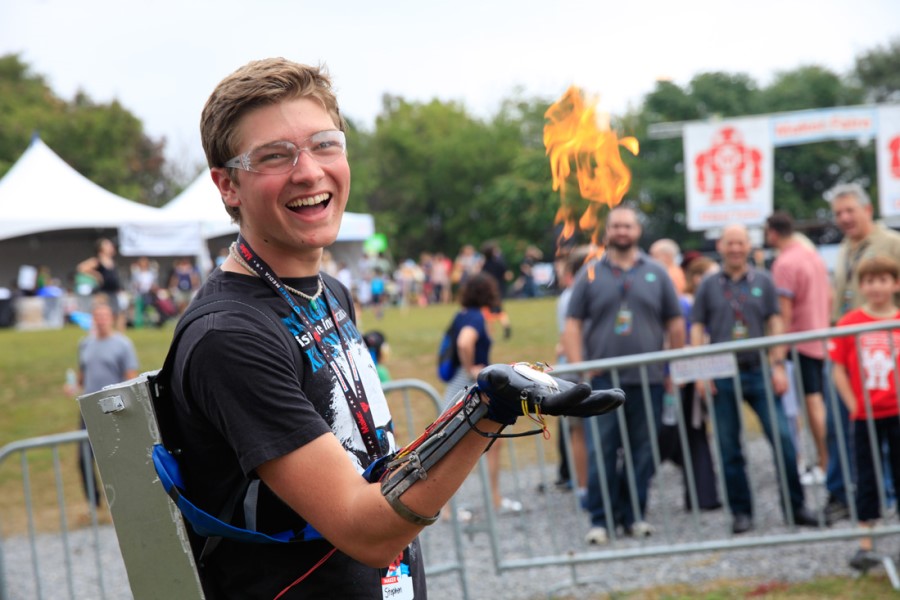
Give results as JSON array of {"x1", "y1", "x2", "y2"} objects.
[
  {"x1": 691, "y1": 224, "x2": 819, "y2": 534},
  {"x1": 563, "y1": 205, "x2": 684, "y2": 545}
]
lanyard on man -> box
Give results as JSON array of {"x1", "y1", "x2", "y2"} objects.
[
  {"x1": 719, "y1": 272, "x2": 751, "y2": 340},
  {"x1": 607, "y1": 257, "x2": 637, "y2": 336},
  {"x1": 233, "y1": 234, "x2": 384, "y2": 459}
]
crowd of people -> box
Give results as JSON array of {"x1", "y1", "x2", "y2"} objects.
[
  {"x1": 10, "y1": 235, "x2": 548, "y2": 334},
  {"x1": 552, "y1": 182, "x2": 900, "y2": 575},
  {"x1": 318, "y1": 242, "x2": 548, "y2": 318}
]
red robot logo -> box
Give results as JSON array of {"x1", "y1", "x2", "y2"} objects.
[
  {"x1": 694, "y1": 126, "x2": 763, "y2": 203},
  {"x1": 889, "y1": 135, "x2": 900, "y2": 179}
]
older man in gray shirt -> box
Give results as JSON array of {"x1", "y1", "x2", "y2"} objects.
[{"x1": 691, "y1": 224, "x2": 819, "y2": 535}]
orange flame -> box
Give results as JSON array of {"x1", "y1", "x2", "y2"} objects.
[{"x1": 543, "y1": 86, "x2": 639, "y2": 266}]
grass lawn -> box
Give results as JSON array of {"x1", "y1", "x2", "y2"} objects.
[{"x1": 0, "y1": 296, "x2": 560, "y2": 535}]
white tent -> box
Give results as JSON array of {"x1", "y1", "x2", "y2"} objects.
[
  {"x1": 0, "y1": 138, "x2": 175, "y2": 289},
  {"x1": 0, "y1": 138, "x2": 165, "y2": 241},
  {"x1": 159, "y1": 169, "x2": 375, "y2": 242}
]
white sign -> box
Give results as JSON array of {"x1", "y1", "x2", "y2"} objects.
[
  {"x1": 877, "y1": 105, "x2": 900, "y2": 219},
  {"x1": 119, "y1": 221, "x2": 205, "y2": 257},
  {"x1": 670, "y1": 353, "x2": 738, "y2": 385},
  {"x1": 684, "y1": 117, "x2": 773, "y2": 231},
  {"x1": 771, "y1": 106, "x2": 876, "y2": 146}
]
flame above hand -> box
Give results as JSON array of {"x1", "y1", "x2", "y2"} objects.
[{"x1": 543, "y1": 85, "x2": 639, "y2": 244}]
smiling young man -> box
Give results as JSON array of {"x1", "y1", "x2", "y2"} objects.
[
  {"x1": 166, "y1": 59, "x2": 502, "y2": 599},
  {"x1": 163, "y1": 58, "x2": 624, "y2": 600}
]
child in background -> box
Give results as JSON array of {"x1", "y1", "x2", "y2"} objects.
[
  {"x1": 363, "y1": 330, "x2": 391, "y2": 383},
  {"x1": 830, "y1": 255, "x2": 900, "y2": 572}
]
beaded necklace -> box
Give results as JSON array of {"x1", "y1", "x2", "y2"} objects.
[{"x1": 228, "y1": 242, "x2": 324, "y2": 303}]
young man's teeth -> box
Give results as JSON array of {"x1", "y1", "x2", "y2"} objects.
[{"x1": 288, "y1": 193, "x2": 329, "y2": 208}]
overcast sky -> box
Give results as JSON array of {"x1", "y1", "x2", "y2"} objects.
[{"x1": 2, "y1": 0, "x2": 898, "y2": 168}]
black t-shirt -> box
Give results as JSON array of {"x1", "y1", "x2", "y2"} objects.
[
  {"x1": 481, "y1": 256, "x2": 508, "y2": 297},
  {"x1": 169, "y1": 268, "x2": 426, "y2": 599}
]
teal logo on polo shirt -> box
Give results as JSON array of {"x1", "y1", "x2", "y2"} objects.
[
  {"x1": 751, "y1": 287, "x2": 762, "y2": 297},
  {"x1": 645, "y1": 273, "x2": 657, "y2": 282}
]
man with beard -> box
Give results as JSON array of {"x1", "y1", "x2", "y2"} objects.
[
  {"x1": 691, "y1": 224, "x2": 820, "y2": 535},
  {"x1": 563, "y1": 205, "x2": 685, "y2": 544}
]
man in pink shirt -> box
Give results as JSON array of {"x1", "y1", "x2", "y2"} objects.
[{"x1": 766, "y1": 212, "x2": 832, "y2": 483}]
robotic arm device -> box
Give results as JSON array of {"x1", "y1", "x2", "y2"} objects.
[{"x1": 374, "y1": 362, "x2": 625, "y2": 525}]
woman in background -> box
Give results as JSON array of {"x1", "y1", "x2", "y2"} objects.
[{"x1": 443, "y1": 273, "x2": 522, "y2": 515}]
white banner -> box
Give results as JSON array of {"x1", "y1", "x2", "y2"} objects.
[
  {"x1": 119, "y1": 221, "x2": 205, "y2": 257},
  {"x1": 684, "y1": 117, "x2": 773, "y2": 231},
  {"x1": 771, "y1": 106, "x2": 876, "y2": 147},
  {"x1": 877, "y1": 105, "x2": 900, "y2": 219}
]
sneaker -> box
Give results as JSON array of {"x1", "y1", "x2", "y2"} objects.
[
  {"x1": 792, "y1": 507, "x2": 822, "y2": 528},
  {"x1": 456, "y1": 508, "x2": 474, "y2": 523},
  {"x1": 498, "y1": 497, "x2": 523, "y2": 514},
  {"x1": 627, "y1": 521, "x2": 655, "y2": 537},
  {"x1": 824, "y1": 497, "x2": 850, "y2": 523},
  {"x1": 585, "y1": 526, "x2": 608, "y2": 545},
  {"x1": 554, "y1": 478, "x2": 573, "y2": 491},
  {"x1": 732, "y1": 513, "x2": 754, "y2": 534},
  {"x1": 800, "y1": 466, "x2": 826, "y2": 486},
  {"x1": 442, "y1": 506, "x2": 473, "y2": 523},
  {"x1": 849, "y1": 549, "x2": 882, "y2": 572}
]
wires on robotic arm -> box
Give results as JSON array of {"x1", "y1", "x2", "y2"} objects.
[{"x1": 372, "y1": 362, "x2": 625, "y2": 526}]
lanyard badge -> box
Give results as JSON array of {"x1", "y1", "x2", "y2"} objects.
[{"x1": 614, "y1": 306, "x2": 633, "y2": 336}]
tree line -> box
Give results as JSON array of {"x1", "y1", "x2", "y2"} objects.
[{"x1": 1, "y1": 39, "x2": 898, "y2": 266}]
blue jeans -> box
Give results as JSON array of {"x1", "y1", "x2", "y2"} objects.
[
  {"x1": 584, "y1": 377, "x2": 663, "y2": 530},
  {"x1": 711, "y1": 371, "x2": 804, "y2": 516},
  {"x1": 823, "y1": 363, "x2": 853, "y2": 505}
]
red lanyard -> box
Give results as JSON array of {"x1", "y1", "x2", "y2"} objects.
[
  {"x1": 719, "y1": 273, "x2": 750, "y2": 322},
  {"x1": 234, "y1": 235, "x2": 383, "y2": 460}
]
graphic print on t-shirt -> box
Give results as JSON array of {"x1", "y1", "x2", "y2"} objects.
[
  {"x1": 280, "y1": 290, "x2": 396, "y2": 473},
  {"x1": 860, "y1": 331, "x2": 899, "y2": 392}
]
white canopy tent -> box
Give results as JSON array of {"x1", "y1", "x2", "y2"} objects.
[
  {"x1": 0, "y1": 138, "x2": 165, "y2": 241},
  {"x1": 0, "y1": 138, "x2": 174, "y2": 289}
]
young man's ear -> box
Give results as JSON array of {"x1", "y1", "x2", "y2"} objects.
[{"x1": 210, "y1": 168, "x2": 241, "y2": 213}]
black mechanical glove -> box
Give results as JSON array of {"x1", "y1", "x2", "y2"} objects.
[{"x1": 475, "y1": 362, "x2": 625, "y2": 425}]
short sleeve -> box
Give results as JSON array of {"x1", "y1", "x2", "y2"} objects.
[
  {"x1": 566, "y1": 268, "x2": 591, "y2": 321},
  {"x1": 771, "y1": 260, "x2": 797, "y2": 299}
]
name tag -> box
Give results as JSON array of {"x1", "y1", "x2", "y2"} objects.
[{"x1": 614, "y1": 308, "x2": 633, "y2": 336}]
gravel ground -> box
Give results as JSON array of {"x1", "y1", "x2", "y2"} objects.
[{"x1": 0, "y1": 434, "x2": 890, "y2": 600}]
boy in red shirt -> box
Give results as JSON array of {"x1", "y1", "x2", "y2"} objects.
[{"x1": 830, "y1": 255, "x2": 900, "y2": 571}]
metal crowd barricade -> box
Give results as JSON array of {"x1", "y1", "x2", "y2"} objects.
[
  {"x1": 0, "y1": 379, "x2": 471, "y2": 600},
  {"x1": 452, "y1": 320, "x2": 900, "y2": 595},
  {"x1": 0, "y1": 430, "x2": 119, "y2": 600}
]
